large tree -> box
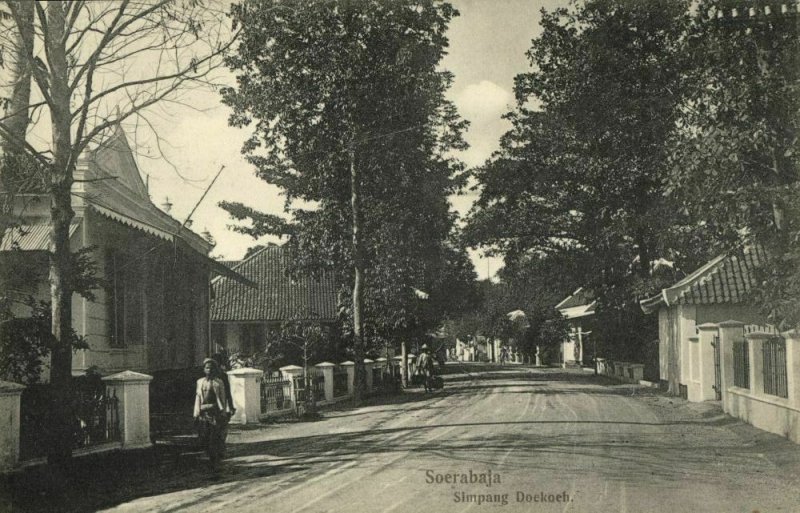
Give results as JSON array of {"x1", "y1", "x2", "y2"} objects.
[
  {"x1": 465, "y1": 0, "x2": 693, "y2": 359},
  {"x1": 221, "y1": 0, "x2": 469, "y2": 401},
  {"x1": 0, "y1": 0, "x2": 233, "y2": 462},
  {"x1": 667, "y1": 1, "x2": 800, "y2": 328}
]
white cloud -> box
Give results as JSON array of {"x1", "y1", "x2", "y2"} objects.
[{"x1": 455, "y1": 80, "x2": 513, "y2": 122}]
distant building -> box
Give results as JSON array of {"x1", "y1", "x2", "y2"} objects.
[
  {"x1": 555, "y1": 287, "x2": 596, "y2": 366},
  {"x1": 0, "y1": 125, "x2": 249, "y2": 377},
  {"x1": 210, "y1": 245, "x2": 338, "y2": 355}
]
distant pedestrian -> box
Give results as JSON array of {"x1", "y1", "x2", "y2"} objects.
[
  {"x1": 417, "y1": 344, "x2": 436, "y2": 393},
  {"x1": 194, "y1": 358, "x2": 229, "y2": 470}
]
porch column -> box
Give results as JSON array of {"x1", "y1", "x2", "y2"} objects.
[
  {"x1": 102, "y1": 370, "x2": 153, "y2": 449},
  {"x1": 228, "y1": 367, "x2": 264, "y2": 425},
  {"x1": 0, "y1": 381, "x2": 24, "y2": 472}
]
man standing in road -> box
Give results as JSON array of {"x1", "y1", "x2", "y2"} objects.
[
  {"x1": 194, "y1": 358, "x2": 230, "y2": 470},
  {"x1": 417, "y1": 344, "x2": 436, "y2": 393}
]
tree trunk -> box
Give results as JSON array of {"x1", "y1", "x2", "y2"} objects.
[
  {"x1": 350, "y1": 146, "x2": 364, "y2": 405},
  {"x1": 45, "y1": 1, "x2": 77, "y2": 464},
  {"x1": 401, "y1": 340, "x2": 408, "y2": 388}
]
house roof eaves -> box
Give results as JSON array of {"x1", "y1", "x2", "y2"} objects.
[
  {"x1": 554, "y1": 287, "x2": 584, "y2": 310},
  {"x1": 640, "y1": 290, "x2": 669, "y2": 315}
]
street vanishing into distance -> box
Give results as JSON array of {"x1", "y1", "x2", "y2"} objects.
[{"x1": 15, "y1": 363, "x2": 797, "y2": 513}]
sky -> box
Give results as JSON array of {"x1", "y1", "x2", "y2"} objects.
[{"x1": 137, "y1": 0, "x2": 566, "y2": 280}]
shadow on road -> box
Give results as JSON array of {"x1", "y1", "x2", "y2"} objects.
[{"x1": 5, "y1": 366, "x2": 791, "y2": 512}]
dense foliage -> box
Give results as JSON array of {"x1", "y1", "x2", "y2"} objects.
[
  {"x1": 221, "y1": 0, "x2": 476, "y2": 364},
  {"x1": 669, "y1": 0, "x2": 800, "y2": 329},
  {"x1": 465, "y1": 0, "x2": 693, "y2": 360}
]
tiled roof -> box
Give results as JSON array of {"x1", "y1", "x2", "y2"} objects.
[
  {"x1": 211, "y1": 246, "x2": 338, "y2": 322},
  {"x1": 640, "y1": 246, "x2": 767, "y2": 314}
]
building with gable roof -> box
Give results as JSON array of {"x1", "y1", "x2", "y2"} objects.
[
  {"x1": 1, "y1": 125, "x2": 250, "y2": 377},
  {"x1": 640, "y1": 246, "x2": 771, "y2": 398},
  {"x1": 210, "y1": 245, "x2": 339, "y2": 355},
  {"x1": 555, "y1": 287, "x2": 596, "y2": 366}
]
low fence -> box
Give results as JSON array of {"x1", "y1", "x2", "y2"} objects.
[
  {"x1": 371, "y1": 364, "x2": 400, "y2": 394},
  {"x1": 19, "y1": 378, "x2": 121, "y2": 461},
  {"x1": 261, "y1": 374, "x2": 292, "y2": 414},
  {"x1": 290, "y1": 371, "x2": 324, "y2": 406},
  {"x1": 595, "y1": 358, "x2": 644, "y2": 384}
]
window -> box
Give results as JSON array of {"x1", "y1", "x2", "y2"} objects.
[
  {"x1": 763, "y1": 338, "x2": 788, "y2": 398},
  {"x1": 106, "y1": 249, "x2": 143, "y2": 348},
  {"x1": 733, "y1": 340, "x2": 749, "y2": 389}
]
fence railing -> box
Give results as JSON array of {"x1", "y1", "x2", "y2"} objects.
[
  {"x1": 293, "y1": 371, "x2": 325, "y2": 404},
  {"x1": 763, "y1": 337, "x2": 788, "y2": 398},
  {"x1": 74, "y1": 386, "x2": 120, "y2": 448},
  {"x1": 20, "y1": 381, "x2": 120, "y2": 461},
  {"x1": 372, "y1": 365, "x2": 400, "y2": 393},
  {"x1": 733, "y1": 339, "x2": 750, "y2": 389},
  {"x1": 261, "y1": 374, "x2": 292, "y2": 414}
]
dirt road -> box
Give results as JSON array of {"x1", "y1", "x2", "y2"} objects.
[{"x1": 12, "y1": 364, "x2": 800, "y2": 512}]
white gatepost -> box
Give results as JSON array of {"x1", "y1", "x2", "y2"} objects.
[
  {"x1": 280, "y1": 365, "x2": 304, "y2": 410},
  {"x1": 341, "y1": 361, "x2": 355, "y2": 396},
  {"x1": 228, "y1": 368, "x2": 264, "y2": 425},
  {"x1": 315, "y1": 362, "x2": 336, "y2": 402},
  {"x1": 364, "y1": 359, "x2": 374, "y2": 393},
  {"x1": 0, "y1": 381, "x2": 24, "y2": 472},
  {"x1": 785, "y1": 330, "x2": 800, "y2": 410},
  {"x1": 102, "y1": 370, "x2": 153, "y2": 449}
]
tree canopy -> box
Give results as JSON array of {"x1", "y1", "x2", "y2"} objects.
[
  {"x1": 465, "y1": 0, "x2": 694, "y2": 359},
  {"x1": 668, "y1": 0, "x2": 800, "y2": 328},
  {"x1": 221, "y1": 0, "x2": 475, "y2": 375}
]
